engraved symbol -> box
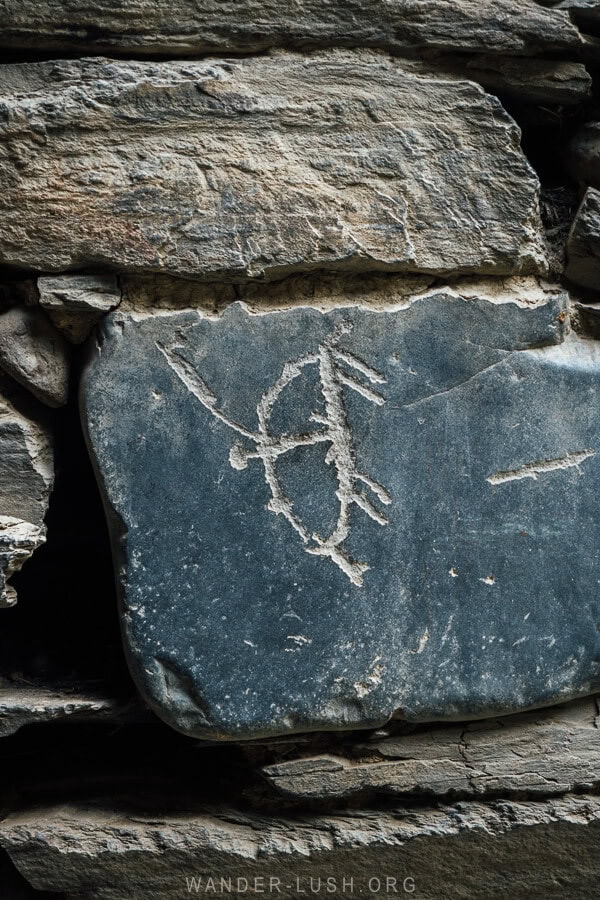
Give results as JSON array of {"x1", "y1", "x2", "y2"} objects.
[{"x1": 157, "y1": 323, "x2": 391, "y2": 586}]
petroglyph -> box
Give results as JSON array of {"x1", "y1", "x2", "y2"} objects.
[
  {"x1": 157, "y1": 324, "x2": 391, "y2": 585},
  {"x1": 487, "y1": 449, "x2": 596, "y2": 485}
]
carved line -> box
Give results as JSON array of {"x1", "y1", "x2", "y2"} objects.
[
  {"x1": 157, "y1": 326, "x2": 391, "y2": 586},
  {"x1": 487, "y1": 449, "x2": 596, "y2": 485}
]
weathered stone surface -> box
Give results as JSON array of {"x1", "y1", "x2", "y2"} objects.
[
  {"x1": 548, "y1": 0, "x2": 600, "y2": 50},
  {"x1": 81, "y1": 281, "x2": 600, "y2": 740},
  {"x1": 263, "y1": 697, "x2": 600, "y2": 800},
  {"x1": 575, "y1": 300, "x2": 600, "y2": 336},
  {"x1": 0, "y1": 53, "x2": 547, "y2": 281},
  {"x1": 120, "y1": 272, "x2": 435, "y2": 313},
  {"x1": 0, "y1": 850, "x2": 37, "y2": 900},
  {"x1": 0, "y1": 377, "x2": 53, "y2": 607},
  {"x1": 439, "y1": 57, "x2": 591, "y2": 105},
  {"x1": 566, "y1": 188, "x2": 600, "y2": 290},
  {"x1": 0, "y1": 306, "x2": 70, "y2": 407},
  {"x1": 0, "y1": 1, "x2": 581, "y2": 58},
  {"x1": 38, "y1": 274, "x2": 121, "y2": 345},
  {"x1": 0, "y1": 684, "x2": 148, "y2": 737},
  {"x1": 2, "y1": 794, "x2": 600, "y2": 898}
]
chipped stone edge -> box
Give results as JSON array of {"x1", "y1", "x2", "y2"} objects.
[{"x1": 117, "y1": 276, "x2": 568, "y2": 320}]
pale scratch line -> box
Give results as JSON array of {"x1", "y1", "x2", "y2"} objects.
[
  {"x1": 352, "y1": 490, "x2": 389, "y2": 526},
  {"x1": 487, "y1": 449, "x2": 596, "y2": 485},
  {"x1": 356, "y1": 472, "x2": 392, "y2": 506},
  {"x1": 337, "y1": 370, "x2": 386, "y2": 405},
  {"x1": 156, "y1": 342, "x2": 255, "y2": 440},
  {"x1": 333, "y1": 348, "x2": 387, "y2": 384}
]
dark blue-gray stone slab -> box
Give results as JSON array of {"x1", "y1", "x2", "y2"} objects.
[{"x1": 80, "y1": 290, "x2": 600, "y2": 739}]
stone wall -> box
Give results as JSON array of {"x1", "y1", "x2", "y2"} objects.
[{"x1": 1, "y1": 1, "x2": 600, "y2": 897}]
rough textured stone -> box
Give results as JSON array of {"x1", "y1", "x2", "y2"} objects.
[
  {"x1": 0, "y1": 53, "x2": 547, "y2": 281},
  {"x1": 0, "y1": 518, "x2": 45, "y2": 610},
  {"x1": 549, "y1": 0, "x2": 600, "y2": 52},
  {"x1": 0, "y1": 0, "x2": 581, "y2": 58},
  {"x1": 80, "y1": 281, "x2": 600, "y2": 741},
  {"x1": 263, "y1": 697, "x2": 600, "y2": 800},
  {"x1": 439, "y1": 57, "x2": 591, "y2": 105},
  {"x1": 38, "y1": 274, "x2": 121, "y2": 345},
  {"x1": 0, "y1": 306, "x2": 70, "y2": 407},
  {"x1": 0, "y1": 851, "x2": 38, "y2": 900},
  {"x1": 575, "y1": 300, "x2": 600, "y2": 336},
  {"x1": 0, "y1": 684, "x2": 147, "y2": 737},
  {"x1": 2, "y1": 794, "x2": 600, "y2": 899},
  {"x1": 0, "y1": 377, "x2": 53, "y2": 608},
  {"x1": 566, "y1": 188, "x2": 600, "y2": 290},
  {"x1": 120, "y1": 272, "x2": 435, "y2": 313}
]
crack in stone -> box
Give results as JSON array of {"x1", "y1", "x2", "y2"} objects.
[{"x1": 396, "y1": 355, "x2": 511, "y2": 411}]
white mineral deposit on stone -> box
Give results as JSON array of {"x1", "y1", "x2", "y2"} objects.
[{"x1": 157, "y1": 323, "x2": 392, "y2": 586}]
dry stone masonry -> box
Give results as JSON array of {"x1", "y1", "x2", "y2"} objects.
[{"x1": 1, "y1": 0, "x2": 600, "y2": 896}]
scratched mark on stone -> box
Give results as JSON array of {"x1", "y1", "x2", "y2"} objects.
[
  {"x1": 487, "y1": 449, "x2": 596, "y2": 485},
  {"x1": 157, "y1": 323, "x2": 391, "y2": 585}
]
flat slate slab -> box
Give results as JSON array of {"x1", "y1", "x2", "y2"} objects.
[
  {"x1": 0, "y1": 52, "x2": 546, "y2": 281},
  {"x1": 81, "y1": 290, "x2": 600, "y2": 739},
  {"x1": 0, "y1": 0, "x2": 580, "y2": 58}
]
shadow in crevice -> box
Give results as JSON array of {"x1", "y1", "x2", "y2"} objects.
[
  {"x1": 1, "y1": 348, "x2": 130, "y2": 694},
  {"x1": 0, "y1": 848, "x2": 65, "y2": 899}
]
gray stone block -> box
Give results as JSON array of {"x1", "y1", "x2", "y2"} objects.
[
  {"x1": 38, "y1": 274, "x2": 121, "y2": 345},
  {"x1": 0, "y1": 684, "x2": 150, "y2": 737},
  {"x1": 436, "y1": 57, "x2": 591, "y2": 106},
  {"x1": 81, "y1": 286, "x2": 600, "y2": 740},
  {"x1": 0, "y1": 305, "x2": 70, "y2": 407},
  {"x1": 0, "y1": 53, "x2": 546, "y2": 281},
  {"x1": 566, "y1": 188, "x2": 600, "y2": 291},
  {"x1": 2, "y1": 794, "x2": 600, "y2": 899},
  {"x1": 262, "y1": 697, "x2": 600, "y2": 800},
  {"x1": 0, "y1": 0, "x2": 581, "y2": 58}
]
